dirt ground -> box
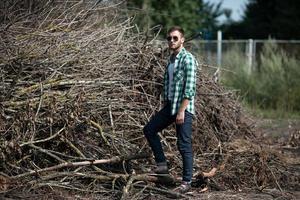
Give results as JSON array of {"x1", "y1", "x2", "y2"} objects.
[{"x1": 197, "y1": 118, "x2": 300, "y2": 200}]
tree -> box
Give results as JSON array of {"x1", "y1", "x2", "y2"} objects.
[
  {"x1": 223, "y1": 0, "x2": 300, "y2": 39},
  {"x1": 199, "y1": 1, "x2": 223, "y2": 39},
  {"x1": 127, "y1": 0, "x2": 222, "y2": 38}
]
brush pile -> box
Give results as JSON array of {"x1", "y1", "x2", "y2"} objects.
[{"x1": 0, "y1": 1, "x2": 298, "y2": 199}]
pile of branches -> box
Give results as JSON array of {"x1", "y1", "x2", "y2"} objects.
[{"x1": 0, "y1": 1, "x2": 298, "y2": 199}]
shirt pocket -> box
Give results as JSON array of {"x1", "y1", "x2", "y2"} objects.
[{"x1": 174, "y1": 69, "x2": 184, "y2": 82}]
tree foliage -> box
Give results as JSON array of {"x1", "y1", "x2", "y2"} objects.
[
  {"x1": 223, "y1": 0, "x2": 300, "y2": 39},
  {"x1": 126, "y1": 0, "x2": 222, "y2": 38}
]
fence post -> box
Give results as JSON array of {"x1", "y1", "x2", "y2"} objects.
[
  {"x1": 217, "y1": 30, "x2": 222, "y2": 67},
  {"x1": 248, "y1": 39, "x2": 253, "y2": 74}
]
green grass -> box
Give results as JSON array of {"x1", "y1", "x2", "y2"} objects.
[
  {"x1": 243, "y1": 103, "x2": 300, "y2": 119},
  {"x1": 221, "y1": 40, "x2": 300, "y2": 116}
]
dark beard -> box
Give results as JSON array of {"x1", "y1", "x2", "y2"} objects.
[{"x1": 170, "y1": 45, "x2": 182, "y2": 53}]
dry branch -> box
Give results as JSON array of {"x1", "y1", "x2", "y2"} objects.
[{"x1": 12, "y1": 153, "x2": 151, "y2": 179}]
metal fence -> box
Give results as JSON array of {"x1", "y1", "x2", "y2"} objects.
[{"x1": 189, "y1": 37, "x2": 300, "y2": 72}]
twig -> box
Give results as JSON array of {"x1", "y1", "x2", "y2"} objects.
[
  {"x1": 266, "y1": 164, "x2": 283, "y2": 192},
  {"x1": 61, "y1": 136, "x2": 107, "y2": 174},
  {"x1": 12, "y1": 153, "x2": 151, "y2": 179},
  {"x1": 20, "y1": 127, "x2": 65, "y2": 147},
  {"x1": 34, "y1": 82, "x2": 44, "y2": 119},
  {"x1": 134, "y1": 183, "x2": 188, "y2": 199},
  {"x1": 29, "y1": 144, "x2": 65, "y2": 163},
  {"x1": 90, "y1": 120, "x2": 110, "y2": 146},
  {"x1": 121, "y1": 175, "x2": 134, "y2": 200},
  {"x1": 108, "y1": 104, "x2": 121, "y2": 155}
]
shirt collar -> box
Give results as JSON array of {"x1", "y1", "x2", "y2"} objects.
[
  {"x1": 168, "y1": 47, "x2": 186, "y2": 63},
  {"x1": 175, "y1": 47, "x2": 186, "y2": 59}
]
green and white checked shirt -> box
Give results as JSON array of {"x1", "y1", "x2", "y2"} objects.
[{"x1": 163, "y1": 47, "x2": 197, "y2": 115}]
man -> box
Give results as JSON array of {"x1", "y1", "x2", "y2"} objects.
[{"x1": 143, "y1": 26, "x2": 197, "y2": 193}]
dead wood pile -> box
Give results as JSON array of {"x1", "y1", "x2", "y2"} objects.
[{"x1": 0, "y1": 1, "x2": 298, "y2": 199}]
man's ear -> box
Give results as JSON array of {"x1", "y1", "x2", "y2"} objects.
[{"x1": 181, "y1": 37, "x2": 185, "y2": 43}]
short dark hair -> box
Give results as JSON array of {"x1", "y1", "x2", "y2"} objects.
[{"x1": 167, "y1": 26, "x2": 185, "y2": 37}]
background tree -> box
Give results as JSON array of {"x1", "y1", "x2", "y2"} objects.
[
  {"x1": 127, "y1": 0, "x2": 222, "y2": 38},
  {"x1": 199, "y1": 1, "x2": 223, "y2": 39},
  {"x1": 223, "y1": 0, "x2": 300, "y2": 39}
]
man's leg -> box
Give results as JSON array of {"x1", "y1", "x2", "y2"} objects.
[
  {"x1": 143, "y1": 103, "x2": 174, "y2": 164},
  {"x1": 176, "y1": 111, "x2": 193, "y2": 182}
]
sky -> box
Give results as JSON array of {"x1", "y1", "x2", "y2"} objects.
[{"x1": 204, "y1": 0, "x2": 249, "y2": 22}]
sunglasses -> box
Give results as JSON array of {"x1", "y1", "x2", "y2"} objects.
[{"x1": 167, "y1": 36, "x2": 179, "y2": 42}]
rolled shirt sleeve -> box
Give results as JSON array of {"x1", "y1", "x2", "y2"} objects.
[{"x1": 183, "y1": 54, "x2": 197, "y2": 100}]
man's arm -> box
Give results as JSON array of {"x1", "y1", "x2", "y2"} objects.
[
  {"x1": 182, "y1": 54, "x2": 196, "y2": 100},
  {"x1": 176, "y1": 54, "x2": 197, "y2": 124}
]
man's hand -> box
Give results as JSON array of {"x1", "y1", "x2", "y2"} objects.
[
  {"x1": 176, "y1": 98, "x2": 189, "y2": 124},
  {"x1": 176, "y1": 111, "x2": 185, "y2": 124}
]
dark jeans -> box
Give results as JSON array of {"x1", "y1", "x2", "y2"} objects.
[{"x1": 143, "y1": 102, "x2": 193, "y2": 182}]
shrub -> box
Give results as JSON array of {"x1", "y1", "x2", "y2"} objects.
[{"x1": 221, "y1": 41, "x2": 300, "y2": 113}]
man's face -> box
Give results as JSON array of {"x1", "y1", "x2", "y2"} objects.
[{"x1": 167, "y1": 30, "x2": 184, "y2": 51}]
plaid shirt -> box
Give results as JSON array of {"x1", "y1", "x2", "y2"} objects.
[{"x1": 163, "y1": 48, "x2": 197, "y2": 115}]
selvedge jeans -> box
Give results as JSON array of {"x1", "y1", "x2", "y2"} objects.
[{"x1": 143, "y1": 102, "x2": 193, "y2": 182}]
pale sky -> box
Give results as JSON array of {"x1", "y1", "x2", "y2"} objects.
[{"x1": 204, "y1": 0, "x2": 248, "y2": 22}]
